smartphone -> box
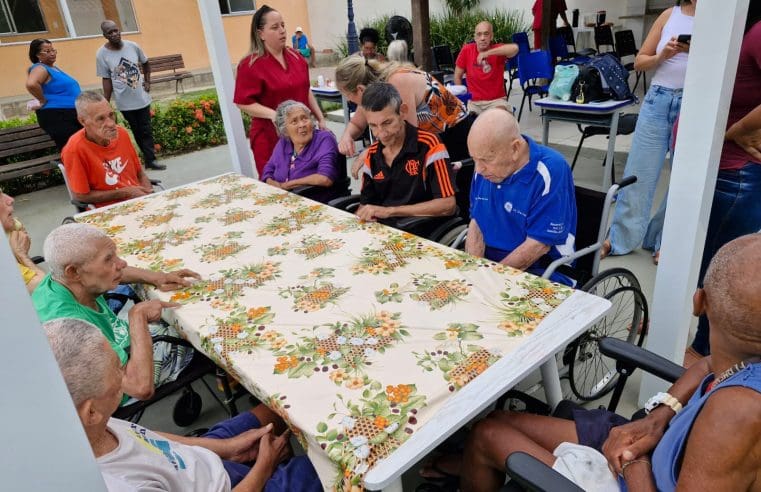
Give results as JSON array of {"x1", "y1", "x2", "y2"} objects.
[{"x1": 677, "y1": 34, "x2": 692, "y2": 44}]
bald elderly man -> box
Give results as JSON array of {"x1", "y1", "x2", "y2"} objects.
[
  {"x1": 460, "y1": 233, "x2": 761, "y2": 491},
  {"x1": 44, "y1": 318, "x2": 320, "y2": 491},
  {"x1": 454, "y1": 21, "x2": 518, "y2": 114},
  {"x1": 466, "y1": 108, "x2": 576, "y2": 284},
  {"x1": 33, "y1": 223, "x2": 200, "y2": 401}
]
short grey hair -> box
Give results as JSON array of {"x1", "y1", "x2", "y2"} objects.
[
  {"x1": 75, "y1": 91, "x2": 106, "y2": 118},
  {"x1": 274, "y1": 100, "x2": 313, "y2": 137},
  {"x1": 387, "y1": 40, "x2": 409, "y2": 63},
  {"x1": 44, "y1": 223, "x2": 108, "y2": 279},
  {"x1": 44, "y1": 318, "x2": 114, "y2": 407}
]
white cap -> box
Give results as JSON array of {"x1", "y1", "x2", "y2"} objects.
[{"x1": 295, "y1": 26, "x2": 303, "y2": 32}]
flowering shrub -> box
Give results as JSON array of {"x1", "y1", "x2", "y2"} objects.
[{"x1": 150, "y1": 95, "x2": 228, "y2": 156}]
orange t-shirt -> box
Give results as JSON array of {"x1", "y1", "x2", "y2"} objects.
[{"x1": 61, "y1": 126, "x2": 143, "y2": 207}]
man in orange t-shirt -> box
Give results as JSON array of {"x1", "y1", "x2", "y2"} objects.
[{"x1": 62, "y1": 91, "x2": 153, "y2": 208}]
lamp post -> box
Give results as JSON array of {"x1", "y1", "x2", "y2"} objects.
[{"x1": 347, "y1": 0, "x2": 359, "y2": 54}]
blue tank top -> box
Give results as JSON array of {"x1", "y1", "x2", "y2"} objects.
[
  {"x1": 28, "y1": 63, "x2": 81, "y2": 109},
  {"x1": 650, "y1": 362, "x2": 761, "y2": 490}
]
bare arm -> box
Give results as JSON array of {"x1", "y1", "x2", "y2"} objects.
[
  {"x1": 356, "y1": 196, "x2": 456, "y2": 221},
  {"x1": 25, "y1": 65, "x2": 49, "y2": 105},
  {"x1": 102, "y1": 78, "x2": 113, "y2": 102},
  {"x1": 122, "y1": 302, "x2": 160, "y2": 400},
  {"x1": 338, "y1": 109, "x2": 368, "y2": 156},
  {"x1": 477, "y1": 43, "x2": 520, "y2": 62},
  {"x1": 236, "y1": 102, "x2": 277, "y2": 122},
  {"x1": 603, "y1": 356, "x2": 711, "y2": 473},
  {"x1": 634, "y1": 8, "x2": 688, "y2": 72},
  {"x1": 121, "y1": 265, "x2": 200, "y2": 291},
  {"x1": 465, "y1": 218, "x2": 485, "y2": 257},
  {"x1": 675, "y1": 387, "x2": 761, "y2": 491},
  {"x1": 499, "y1": 237, "x2": 550, "y2": 270},
  {"x1": 622, "y1": 459, "x2": 657, "y2": 492},
  {"x1": 726, "y1": 103, "x2": 761, "y2": 161},
  {"x1": 72, "y1": 186, "x2": 151, "y2": 205},
  {"x1": 8, "y1": 230, "x2": 45, "y2": 293},
  {"x1": 454, "y1": 66, "x2": 465, "y2": 86}
]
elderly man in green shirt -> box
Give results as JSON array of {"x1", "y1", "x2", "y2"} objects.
[{"x1": 33, "y1": 223, "x2": 200, "y2": 401}]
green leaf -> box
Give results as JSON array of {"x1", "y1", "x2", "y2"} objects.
[
  {"x1": 438, "y1": 359, "x2": 452, "y2": 372},
  {"x1": 433, "y1": 333, "x2": 448, "y2": 341},
  {"x1": 326, "y1": 429, "x2": 338, "y2": 441},
  {"x1": 316, "y1": 421, "x2": 328, "y2": 433},
  {"x1": 370, "y1": 431, "x2": 389, "y2": 444},
  {"x1": 461, "y1": 332, "x2": 484, "y2": 341}
]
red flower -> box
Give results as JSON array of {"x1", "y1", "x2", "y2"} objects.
[
  {"x1": 149, "y1": 108, "x2": 156, "y2": 118},
  {"x1": 154, "y1": 143, "x2": 162, "y2": 151},
  {"x1": 185, "y1": 126, "x2": 193, "y2": 134},
  {"x1": 194, "y1": 108, "x2": 206, "y2": 123}
]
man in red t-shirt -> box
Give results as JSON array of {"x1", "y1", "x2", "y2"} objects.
[
  {"x1": 454, "y1": 21, "x2": 519, "y2": 114},
  {"x1": 62, "y1": 91, "x2": 153, "y2": 208}
]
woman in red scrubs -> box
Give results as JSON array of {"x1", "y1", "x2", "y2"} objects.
[{"x1": 234, "y1": 5, "x2": 327, "y2": 177}]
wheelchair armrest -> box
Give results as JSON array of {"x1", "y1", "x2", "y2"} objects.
[
  {"x1": 150, "y1": 179, "x2": 164, "y2": 190},
  {"x1": 599, "y1": 337, "x2": 685, "y2": 384},
  {"x1": 103, "y1": 291, "x2": 142, "y2": 305},
  {"x1": 393, "y1": 216, "x2": 438, "y2": 230},
  {"x1": 504, "y1": 452, "x2": 584, "y2": 492},
  {"x1": 328, "y1": 194, "x2": 361, "y2": 210},
  {"x1": 151, "y1": 334, "x2": 194, "y2": 348},
  {"x1": 70, "y1": 198, "x2": 94, "y2": 212},
  {"x1": 32, "y1": 255, "x2": 44, "y2": 265},
  {"x1": 291, "y1": 184, "x2": 316, "y2": 195}
]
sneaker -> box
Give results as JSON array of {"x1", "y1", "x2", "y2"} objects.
[{"x1": 146, "y1": 161, "x2": 167, "y2": 170}]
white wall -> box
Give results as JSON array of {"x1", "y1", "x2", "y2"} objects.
[{"x1": 306, "y1": 0, "x2": 636, "y2": 50}]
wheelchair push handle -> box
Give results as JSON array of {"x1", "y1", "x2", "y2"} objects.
[{"x1": 617, "y1": 175, "x2": 637, "y2": 190}]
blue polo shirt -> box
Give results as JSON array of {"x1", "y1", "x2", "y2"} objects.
[{"x1": 470, "y1": 136, "x2": 576, "y2": 283}]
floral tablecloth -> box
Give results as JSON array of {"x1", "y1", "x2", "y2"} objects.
[{"x1": 76, "y1": 173, "x2": 574, "y2": 490}]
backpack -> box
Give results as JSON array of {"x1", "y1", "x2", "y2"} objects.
[{"x1": 571, "y1": 53, "x2": 634, "y2": 103}]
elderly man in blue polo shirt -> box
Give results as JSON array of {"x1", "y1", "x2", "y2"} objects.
[{"x1": 465, "y1": 108, "x2": 576, "y2": 284}]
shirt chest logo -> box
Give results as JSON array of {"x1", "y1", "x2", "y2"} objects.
[
  {"x1": 103, "y1": 157, "x2": 128, "y2": 186},
  {"x1": 504, "y1": 201, "x2": 513, "y2": 213},
  {"x1": 373, "y1": 170, "x2": 385, "y2": 180},
  {"x1": 404, "y1": 159, "x2": 420, "y2": 176}
]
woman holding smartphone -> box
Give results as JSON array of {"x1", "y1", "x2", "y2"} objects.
[{"x1": 602, "y1": 0, "x2": 696, "y2": 263}]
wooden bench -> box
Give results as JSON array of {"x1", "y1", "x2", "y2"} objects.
[
  {"x1": 0, "y1": 125, "x2": 60, "y2": 182},
  {"x1": 147, "y1": 54, "x2": 193, "y2": 93}
]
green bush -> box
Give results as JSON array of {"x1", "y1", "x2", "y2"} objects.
[
  {"x1": 335, "y1": 9, "x2": 529, "y2": 59},
  {"x1": 150, "y1": 95, "x2": 228, "y2": 156},
  {"x1": 431, "y1": 9, "x2": 530, "y2": 48}
]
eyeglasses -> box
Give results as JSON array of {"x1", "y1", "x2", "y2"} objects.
[{"x1": 39, "y1": 48, "x2": 57, "y2": 54}]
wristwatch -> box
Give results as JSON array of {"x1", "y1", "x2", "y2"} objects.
[{"x1": 644, "y1": 392, "x2": 683, "y2": 415}]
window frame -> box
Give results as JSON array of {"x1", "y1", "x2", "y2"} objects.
[
  {"x1": 0, "y1": 0, "x2": 48, "y2": 36},
  {"x1": 219, "y1": 0, "x2": 256, "y2": 16}
]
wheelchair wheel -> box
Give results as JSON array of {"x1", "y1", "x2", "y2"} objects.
[
  {"x1": 436, "y1": 223, "x2": 467, "y2": 250},
  {"x1": 568, "y1": 268, "x2": 648, "y2": 401}
]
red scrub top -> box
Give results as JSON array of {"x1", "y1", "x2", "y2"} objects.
[{"x1": 234, "y1": 48, "x2": 311, "y2": 176}]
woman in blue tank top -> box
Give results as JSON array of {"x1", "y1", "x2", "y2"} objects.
[{"x1": 25, "y1": 38, "x2": 82, "y2": 150}]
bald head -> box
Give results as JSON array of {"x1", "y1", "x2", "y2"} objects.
[
  {"x1": 468, "y1": 109, "x2": 526, "y2": 183},
  {"x1": 703, "y1": 234, "x2": 761, "y2": 350}
]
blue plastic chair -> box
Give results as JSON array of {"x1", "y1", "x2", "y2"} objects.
[
  {"x1": 516, "y1": 49, "x2": 554, "y2": 121},
  {"x1": 505, "y1": 57, "x2": 519, "y2": 99},
  {"x1": 512, "y1": 31, "x2": 531, "y2": 56}
]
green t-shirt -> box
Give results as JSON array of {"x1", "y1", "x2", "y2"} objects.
[{"x1": 33, "y1": 273, "x2": 130, "y2": 365}]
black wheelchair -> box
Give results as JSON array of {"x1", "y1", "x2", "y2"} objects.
[
  {"x1": 438, "y1": 175, "x2": 648, "y2": 402},
  {"x1": 502, "y1": 336, "x2": 685, "y2": 492}
]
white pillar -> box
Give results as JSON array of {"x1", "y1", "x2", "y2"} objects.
[
  {"x1": 639, "y1": 0, "x2": 749, "y2": 402},
  {"x1": 0, "y1": 239, "x2": 106, "y2": 490},
  {"x1": 196, "y1": 0, "x2": 255, "y2": 178}
]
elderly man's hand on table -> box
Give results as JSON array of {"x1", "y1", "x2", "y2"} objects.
[
  {"x1": 152, "y1": 268, "x2": 202, "y2": 291},
  {"x1": 356, "y1": 204, "x2": 393, "y2": 222},
  {"x1": 130, "y1": 299, "x2": 181, "y2": 323}
]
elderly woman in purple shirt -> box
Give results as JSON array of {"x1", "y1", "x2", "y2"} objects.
[{"x1": 262, "y1": 100, "x2": 340, "y2": 203}]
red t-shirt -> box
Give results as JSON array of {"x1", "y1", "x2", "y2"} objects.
[
  {"x1": 61, "y1": 126, "x2": 143, "y2": 207},
  {"x1": 532, "y1": 0, "x2": 568, "y2": 30},
  {"x1": 721, "y1": 22, "x2": 761, "y2": 170},
  {"x1": 455, "y1": 42, "x2": 508, "y2": 102},
  {"x1": 233, "y1": 48, "x2": 311, "y2": 172}
]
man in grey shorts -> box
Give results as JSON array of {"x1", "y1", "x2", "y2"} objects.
[{"x1": 97, "y1": 20, "x2": 165, "y2": 171}]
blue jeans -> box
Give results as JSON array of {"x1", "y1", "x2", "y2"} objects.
[
  {"x1": 692, "y1": 162, "x2": 761, "y2": 355},
  {"x1": 203, "y1": 412, "x2": 321, "y2": 491},
  {"x1": 609, "y1": 85, "x2": 682, "y2": 255}
]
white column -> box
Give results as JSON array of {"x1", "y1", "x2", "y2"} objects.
[
  {"x1": 196, "y1": 0, "x2": 255, "y2": 178},
  {"x1": 639, "y1": 0, "x2": 749, "y2": 402},
  {"x1": 0, "y1": 239, "x2": 106, "y2": 490},
  {"x1": 58, "y1": 0, "x2": 78, "y2": 37}
]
